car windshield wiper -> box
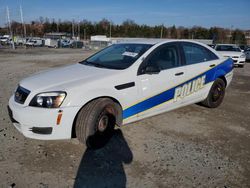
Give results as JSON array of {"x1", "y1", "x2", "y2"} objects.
[
  {"x1": 80, "y1": 61, "x2": 123, "y2": 70},
  {"x1": 80, "y1": 61, "x2": 105, "y2": 68},
  {"x1": 88, "y1": 62, "x2": 109, "y2": 68},
  {"x1": 93, "y1": 63, "x2": 109, "y2": 68}
]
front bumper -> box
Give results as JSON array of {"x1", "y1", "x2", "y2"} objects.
[
  {"x1": 225, "y1": 70, "x2": 233, "y2": 88},
  {"x1": 8, "y1": 95, "x2": 80, "y2": 140},
  {"x1": 232, "y1": 57, "x2": 245, "y2": 66}
]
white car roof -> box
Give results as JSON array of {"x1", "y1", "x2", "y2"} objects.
[
  {"x1": 216, "y1": 44, "x2": 239, "y2": 47},
  {"x1": 118, "y1": 39, "x2": 207, "y2": 45},
  {"x1": 119, "y1": 39, "x2": 172, "y2": 45},
  {"x1": 118, "y1": 39, "x2": 223, "y2": 59}
]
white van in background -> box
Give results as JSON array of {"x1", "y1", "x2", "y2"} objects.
[{"x1": 26, "y1": 38, "x2": 44, "y2": 47}]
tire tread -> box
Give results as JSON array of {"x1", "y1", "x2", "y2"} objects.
[{"x1": 75, "y1": 98, "x2": 119, "y2": 146}]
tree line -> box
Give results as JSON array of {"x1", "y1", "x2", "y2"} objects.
[{"x1": 0, "y1": 17, "x2": 247, "y2": 44}]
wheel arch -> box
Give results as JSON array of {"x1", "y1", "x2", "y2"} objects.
[
  {"x1": 214, "y1": 69, "x2": 227, "y2": 87},
  {"x1": 71, "y1": 96, "x2": 122, "y2": 138},
  {"x1": 217, "y1": 75, "x2": 227, "y2": 87}
]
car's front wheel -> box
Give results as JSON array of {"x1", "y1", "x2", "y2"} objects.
[
  {"x1": 201, "y1": 78, "x2": 226, "y2": 108},
  {"x1": 75, "y1": 98, "x2": 122, "y2": 149}
]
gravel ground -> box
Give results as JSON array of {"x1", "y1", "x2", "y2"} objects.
[{"x1": 0, "y1": 48, "x2": 249, "y2": 188}]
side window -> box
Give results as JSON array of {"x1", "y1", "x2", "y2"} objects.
[
  {"x1": 182, "y1": 43, "x2": 218, "y2": 65},
  {"x1": 146, "y1": 45, "x2": 179, "y2": 71}
]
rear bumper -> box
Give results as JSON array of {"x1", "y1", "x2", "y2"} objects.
[{"x1": 8, "y1": 95, "x2": 80, "y2": 140}]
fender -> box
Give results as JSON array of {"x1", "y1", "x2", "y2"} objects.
[
  {"x1": 67, "y1": 88, "x2": 124, "y2": 109},
  {"x1": 214, "y1": 58, "x2": 234, "y2": 80},
  {"x1": 214, "y1": 68, "x2": 227, "y2": 81}
]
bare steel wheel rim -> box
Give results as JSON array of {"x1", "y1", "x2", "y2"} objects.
[{"x1": 98, "y1": 115, "x2": 109, "y2": 132}]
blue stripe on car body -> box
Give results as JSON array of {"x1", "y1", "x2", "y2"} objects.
[{"x1": 123, "y1": 58, "x2": 233, "y2": 119}]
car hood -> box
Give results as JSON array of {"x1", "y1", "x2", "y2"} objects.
[
  {"x1": 217, "y1": 51, "x2": 243, "y2": 57},
  {"x1": 19, "y1": 63, "x2": 119, "y2": 92}
]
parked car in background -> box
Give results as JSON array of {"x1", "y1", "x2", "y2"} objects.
[
  {"x1": 244, "y1": 48, "x2": 250, "y2": 61},
  {"x1": 15, "y1": 37, "x2": 27, "y2": 46},
  {"x1": 215, "y1": 44, "x2": 246, "y2": 68},
  {"x1": 0, "y1": 36, "x2": 7, "y2": 43},
  {"x1": 45, "y1": 38, "x2": 58, "y2": 48},
  {"x1": 239, "y1": 45, "x2": 250, "y2": 52},
  {"x1": 60, "y1": 39, "x2": 84, "y2": 48},
  {"x1": 60, "y1": 39, "x2": 72, "y2": 48},
  {"x1": 69, "y1": 41, "x2": 84, "y2": 48},
  {"x1": 0, "y1": 35, "x2": 10, "y2": 44},
  {"x1": 26, "y1": 38, "x2": 43, "y2": 47}
]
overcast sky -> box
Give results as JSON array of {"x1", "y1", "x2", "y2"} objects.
[{"x1": 0, "y1": 0, "x2": 249, "y2": 29}]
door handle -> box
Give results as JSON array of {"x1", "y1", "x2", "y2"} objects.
[
  {"x1": 175, "y1": 72, "x2": 184, "y2": 76},
  {"x1": 209, "y1": 64, "x2": 216, "y2": 67}
]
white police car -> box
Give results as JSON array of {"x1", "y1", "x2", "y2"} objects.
[{"x1": 8, "y1": 40, "x2": 233, "y2": 148}]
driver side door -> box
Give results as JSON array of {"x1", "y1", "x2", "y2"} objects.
[{"x1": 135, "y1": 42, "x2": 189, "y2": 118}]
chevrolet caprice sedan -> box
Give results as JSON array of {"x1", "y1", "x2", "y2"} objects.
[{"x1": 8, "y1": 40, "x2": 233, "y2": 148}]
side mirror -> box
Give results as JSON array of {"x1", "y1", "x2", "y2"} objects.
[{"x1": 145, "y1": 66, "x2": 161, "y2": 74}]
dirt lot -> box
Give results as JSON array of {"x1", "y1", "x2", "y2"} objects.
[{"x1": 0, "y1": 48, "x2": 250, "y2": 188}]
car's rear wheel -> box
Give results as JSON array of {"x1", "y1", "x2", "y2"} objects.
[
  {"x1": 201, "y1": 78, "x2": 226, "y2": 108},
  {"x1": 75, "y1": 98, "x2": 122, "y2": 149}
]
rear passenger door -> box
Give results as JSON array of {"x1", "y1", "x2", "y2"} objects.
[{"x1": 180, "y1": 42, "x2": 220, "y2": 104}]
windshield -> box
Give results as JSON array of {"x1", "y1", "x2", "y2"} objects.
[
  {"x1": 80, "y1": 43, "x2": 152, "y2": 70},
  {"x1": 215, "y1": 45, "x2": 241, "y2": 52}
]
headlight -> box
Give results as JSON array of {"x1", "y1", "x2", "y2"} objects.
[
  {"x1": 29, "y1": 92, "x2": 66, "y2": 108},
  {"x1": 240, "y1": 54, "x2": 246, "y2": 58}
]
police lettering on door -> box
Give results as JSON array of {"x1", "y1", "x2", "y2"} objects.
[{"x1": 174, "y1": 75, "x2": 206, "y2": 102}]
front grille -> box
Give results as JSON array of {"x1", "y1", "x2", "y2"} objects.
[
  {"x1": 14, "y1": 85, "x2": 30, "y2": 104},
  {"x1": 233, "y1": 60, "x2": 237, "y2": 63},
  {"x1": 232, "y1": 56, "x2": 239, "y2": 58}
]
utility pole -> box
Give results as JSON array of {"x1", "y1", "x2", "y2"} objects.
[
  {"x1": 72, "y1": 20, "x2": 75, "y2": 39},
  {"x1": 160, "y1": 24, "x2": 164, "y2": 38},
  {"x1": 78, "y1": 21, "x2": 80, "y2": 40},
  {"x1": 109, "y1": 21, "x2": 112, "y2": 39},
  {"x1": 57, "y1": 20, "x2": 59, "y2": 32},
  {"x1": 230, "y1": 25, "x2": 234, "y2": 43},
  {"x1": 84, "y1": 28, "x2": 86, "y2": 41},
  {"x1": 6, "y1": 6, "x2": 15, "y2": 49},
  {"x1": 19, "y1": 5, "x2": 26, "y2": 39}
]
